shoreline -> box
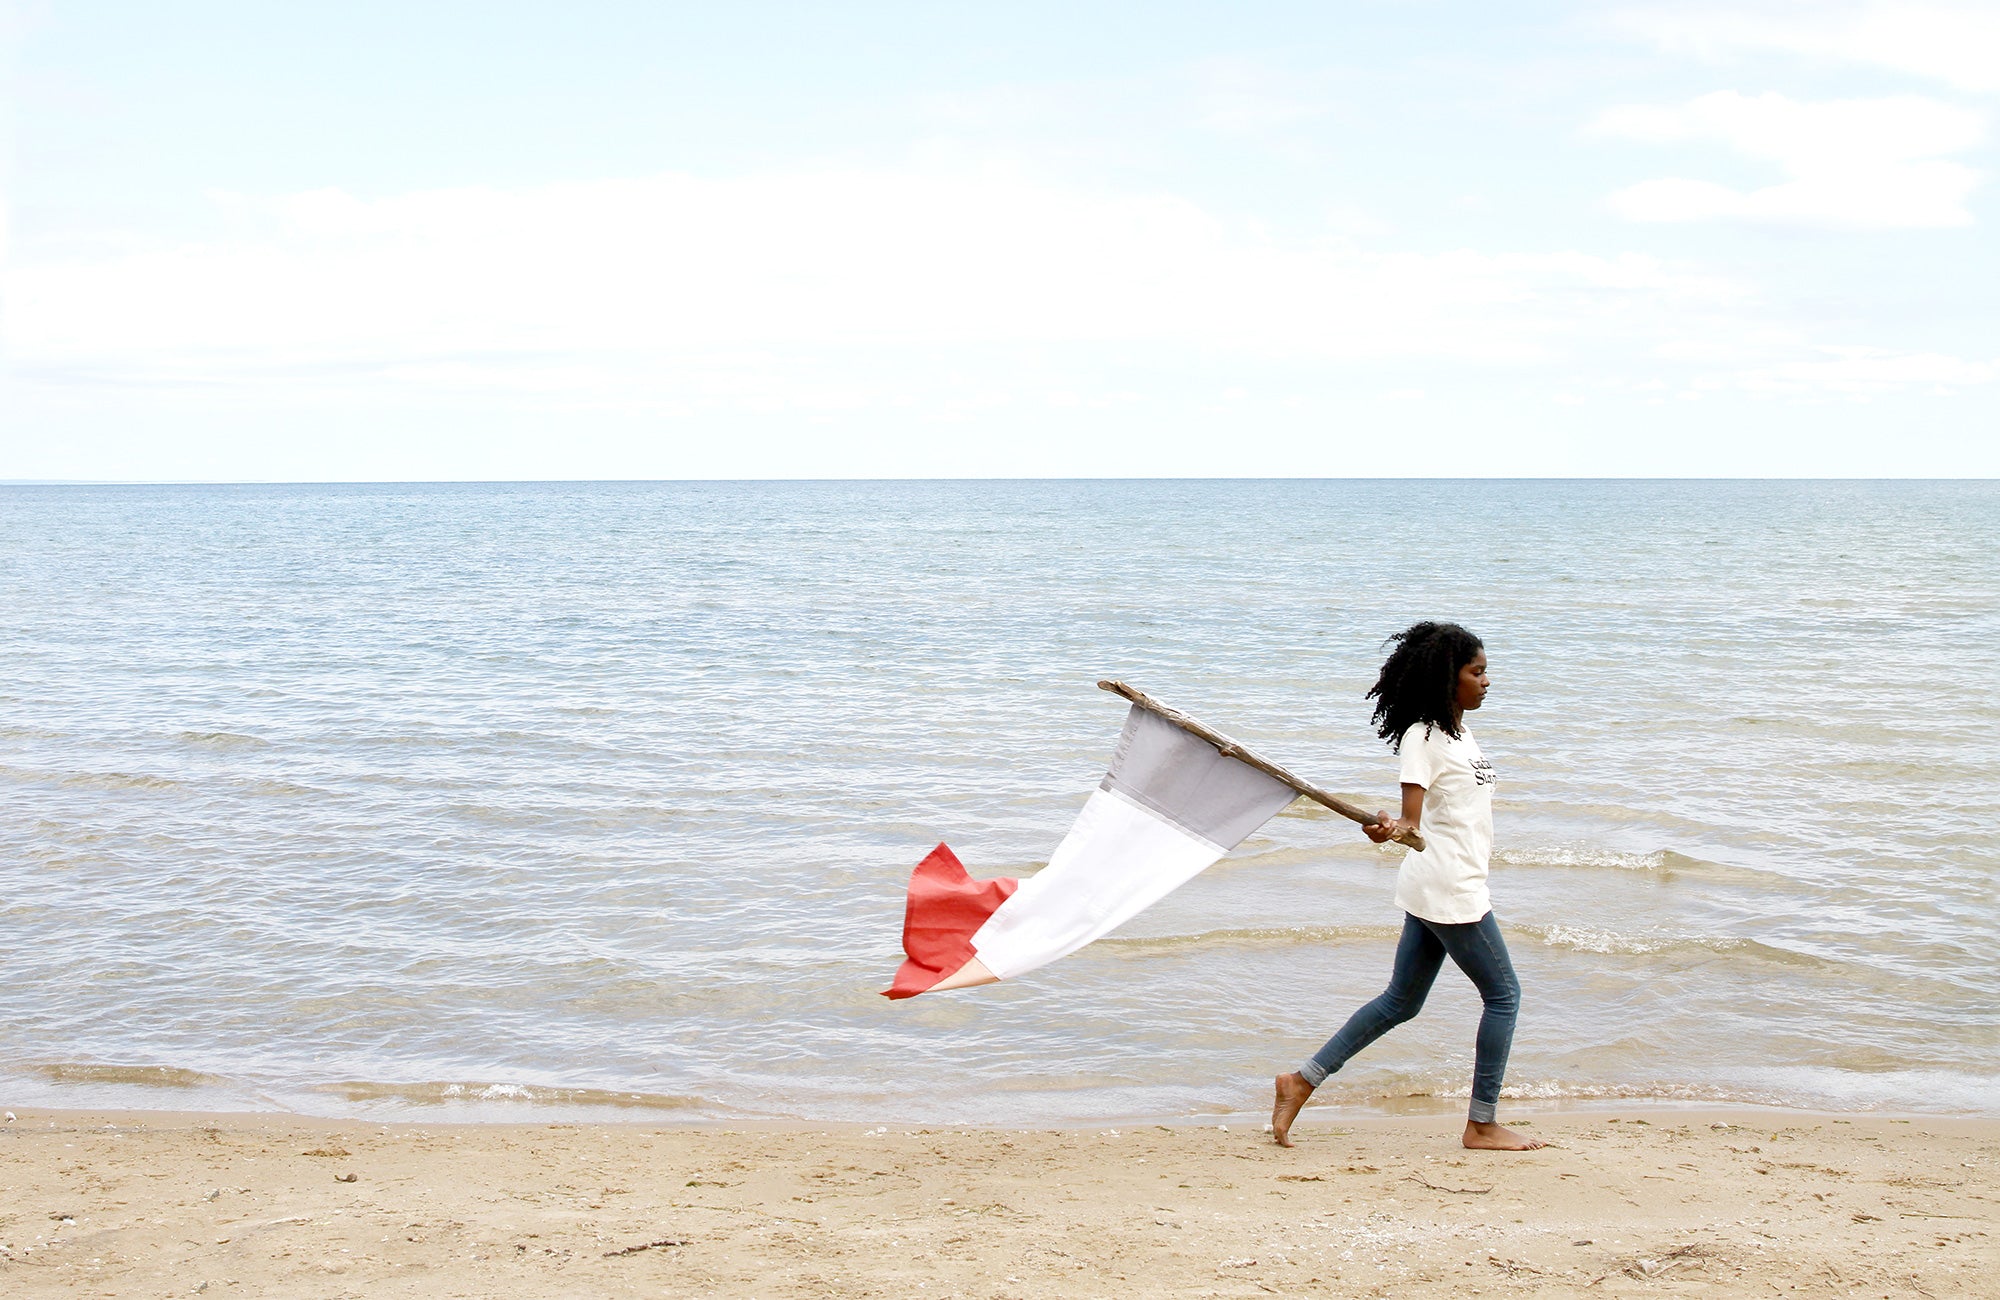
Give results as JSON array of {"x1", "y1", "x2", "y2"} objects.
[
  {"x1": 3, "y1": 1093, "x2": 1994, "y2": 1132},
  {"x1": 7, "y1": 1074, "x2": 1998, "y2": 1128},
  {"x1": 2, "y1": 1106, "x2": 1992, "y2": 1297}
]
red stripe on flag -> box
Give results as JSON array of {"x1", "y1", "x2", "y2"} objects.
[{"x1": 881, "y1": 843, "x2": 1018, "y2": 999}]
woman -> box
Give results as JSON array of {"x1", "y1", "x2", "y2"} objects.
[{"x1": 1271, "y1": 622, "x2": 1544, "y2": 1151}]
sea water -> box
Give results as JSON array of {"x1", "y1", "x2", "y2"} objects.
[{"x1": 1, "y1": 479, "x2": 1994, "y2": 1123}]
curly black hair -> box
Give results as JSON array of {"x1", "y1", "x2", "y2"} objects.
[{"x1": 1366, "y1": 621, "x2": 1484, "y2": 751}]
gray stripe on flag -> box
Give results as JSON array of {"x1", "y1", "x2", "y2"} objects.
[{"x1": 1100, "y1": 705, "x2": 1298, "y2": 849}]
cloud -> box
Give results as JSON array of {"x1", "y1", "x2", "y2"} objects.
[
  {"x1": 4, "y1": 165, "x2": 1751, "y2": 401},
  {"x1": 1192, "y1": 59, "x2": 1331, "y2": 136},
  {"x1": 1593, "y1": 91, "x2": 1985, "y2": 228},
  {"x1": 1612, "y1": 2, "x2": 2000, "y2": 93},
  {"x1": 6, "y1": 166, "x2": 1978, "y2": 413},
  {"x1": 1730, "y1": 346, "x2": 1998, "y2": 395}
]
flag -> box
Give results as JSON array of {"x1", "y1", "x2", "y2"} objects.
[{"x1": 883, "y1": 694, "x2": 1302, "y2": 998}]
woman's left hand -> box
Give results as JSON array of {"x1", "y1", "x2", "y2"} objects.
[{"x1": 1364, "y1": 813, "x2": 1400, "y2": 844}]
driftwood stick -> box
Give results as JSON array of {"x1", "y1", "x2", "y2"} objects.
[{"x1": 1097, "y1": 680, "x2": 1427, "y2": 852}]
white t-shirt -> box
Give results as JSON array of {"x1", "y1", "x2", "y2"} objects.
[{"x1": 1393, "y1": 721, "x2": 1496, "y2": 925}]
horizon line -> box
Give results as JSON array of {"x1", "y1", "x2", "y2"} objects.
[{"x1": 6, "y1": 475, "x2": 1997, "y2": 488}]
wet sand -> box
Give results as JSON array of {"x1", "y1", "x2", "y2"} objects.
[{"x1": 0, "y1": 1107, "x2": 1992, "y2": 1297}]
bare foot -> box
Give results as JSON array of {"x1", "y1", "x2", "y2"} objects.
[
  {"x1": 1462, "y1": 1120, "x2": 1546, "y2": 1151},
  {"x1": 1271, "y1": 1072, "x2": 1314, "y2": 1147}
]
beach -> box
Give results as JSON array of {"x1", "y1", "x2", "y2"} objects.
[
  {"x1": 3, "y1": 481, "x2": 1996, "y2": 1300},
  {"x1": 2, "y1": 1106, "x2": 1992, "y2": 1297}
]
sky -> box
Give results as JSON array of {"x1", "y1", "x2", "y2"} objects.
[{"x1": 2, "y1": 0, "x2": 1997, "y2": 480}]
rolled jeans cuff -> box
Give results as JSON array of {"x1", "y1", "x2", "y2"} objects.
[
  {"x1": 1467, "y1": 1098, "x2": 1498, "y2": 1125},
  {"x1": 1298, "y1": 1060, "x2": 1329, "y2": 1088}
]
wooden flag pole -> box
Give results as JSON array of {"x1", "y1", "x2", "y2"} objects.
[{"x1": 1097, "y1": 679, "x2": 1427, "y2": 852}]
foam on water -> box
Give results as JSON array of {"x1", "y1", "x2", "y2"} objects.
[
  {"x1": 1, "y1": 479, "x2": 1995, "y2": 1122},
  {"x1": 28, "y1": 1064, "x2": 228, "y2": 1090},
  {"x1": 1495, "y1": 845, "x2": 1673, "y2": 871},
  {"x1": 321, "y1": 1081, "x2": 709, "y2": 1113},
  {"x1": 1527, "y1": 925, "x2": 1820, "y2": 964}
]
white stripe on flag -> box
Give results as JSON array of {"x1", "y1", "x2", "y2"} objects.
[{"x1": 969, "y1": 785, "x2": 1223, "y2": 981}]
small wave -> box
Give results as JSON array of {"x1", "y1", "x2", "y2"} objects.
[
  {"x1": 321, "y1": 1080, "x2": 707, "y2": 1112},
  {"x1": 1494, "y1": 845, "x2": 1779, "y2": 884},
  {"x1": 1527, "y1": 924, "x2": 1827, "y2": 967},
  {"x1": 1494, "y1": 845, "x2": 1672, "y2": 871},
  {"x1": 1099, "y1": 924, "x2": 1403, "y2": 956},
  {"x1": 29, "y1": 1063, "x2": 225, "y2": 1089},
  {"x1": 1309, "y1": 1070, "x2": 1794, "y2": 1111},
  {"x1": 1093, "y1": 920, "x2": 1818, "y2": 964},
  {"x1": 1221, "y1": 844, "x2": 1374, "y2": 870},
  {"x1": 1261, "y1": 1062, "x2": 2000, "y2": 1118},
  {"x1": 56, "y1": 770, "x2": 188, "y2": 793},
  {"x1": 239, "y1": 779, "x2": 319, "y2": 797},
  {"x1": 1500, "y1": 1079, "x2": 1765, "y2": 1105},
  {"x1": 176, "y1": 730, "x2": 271, "y2": 750},
  {"x1": 1497, "y1": 1078, "x2": 1804, "y2": 1108},
  {"x1": 1275, "y1": 798, "x2": 1377, "y2": 820}
]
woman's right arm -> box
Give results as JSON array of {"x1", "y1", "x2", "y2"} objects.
[{"x1": 1364, "y1": 782, "x2": 1427, "y2": 843}]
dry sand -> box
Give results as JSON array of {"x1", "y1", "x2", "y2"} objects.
[{"x1": 1, "y1": 1106, "x2": 1993, "y2": 1297}]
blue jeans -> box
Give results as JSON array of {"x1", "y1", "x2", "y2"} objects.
[{"x1": 1299, "y1": 911, "x2": 1520, "y2": 1124}]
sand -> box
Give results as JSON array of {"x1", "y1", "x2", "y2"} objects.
[{"x1": 0, "y1": 1106, "x2": 1993, "y2": 1297}]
